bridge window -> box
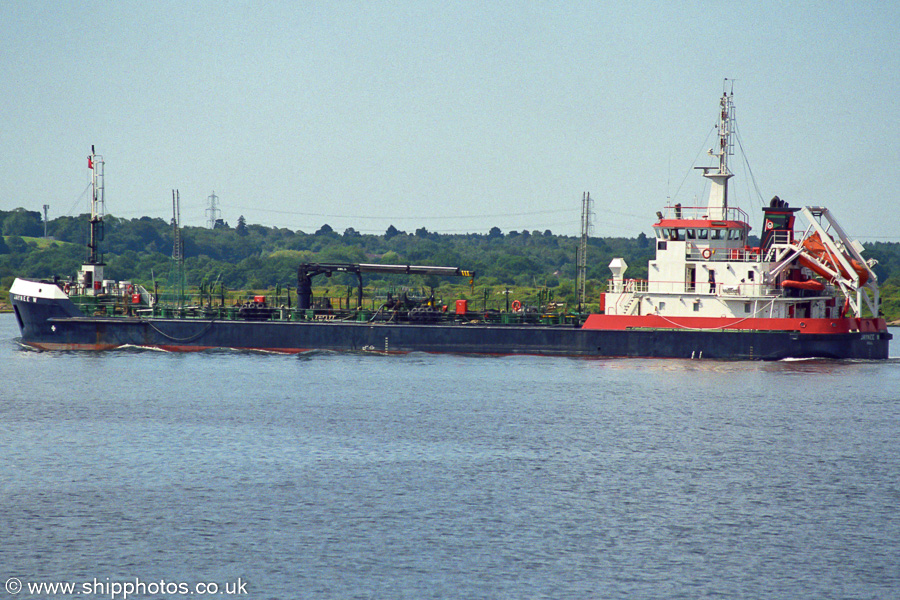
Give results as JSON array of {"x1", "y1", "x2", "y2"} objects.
[
  {"x1": 686, "y1": 229, "x2": 697, "y2": 239},
  {"x1": 697, "y1": 229, "x2": 708, "y2": 240}
]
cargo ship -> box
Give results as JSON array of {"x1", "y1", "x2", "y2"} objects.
[{"x1": 10, "y1": 93, "x2": 891, "y2": 359}]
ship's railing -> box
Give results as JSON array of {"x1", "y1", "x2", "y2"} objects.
[
  {"x1": 764, "y1": 230, "x2": 793, "y2": 247},
  {"x1": 658, "y1": 204, "x2": 749, "y2": 223},
  {"x1": 129, "y1": 300, "x2": 586, "y2": 325},
  {"x1": 680, "y1": 232, "x2": 793, "y2": 262},
  {"x1": 685, "y1": 246, "x2": 763, "y2": 263},
  {"x1": 65, "y1": 281, "x2": 593, "y2": 323},
  {"x1": 64, "y1": 280, "x2": 148, "y2": 299},
  {"x1": 607, "y1": 279, "x2": 649, "y2": 294},
  {"x1": 607, "y1": 278, "x2": 787, "y2": 297},
  {"x1": 715, "y1": 283, "x2": 784, "y2": 297}
]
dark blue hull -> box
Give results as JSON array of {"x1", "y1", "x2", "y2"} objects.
[{"x1": 12, "y1": 294, "x2": 891, "y2": 360}]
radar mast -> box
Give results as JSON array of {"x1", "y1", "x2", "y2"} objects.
[{"x1": 700, "y1": 81, "x2": 734, "y2": 219}]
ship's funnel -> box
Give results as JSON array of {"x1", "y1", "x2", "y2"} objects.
[
  {"x1": 760, "y1": 196, "x2": 799, "y2": 251},
  {"x1": 609, "y1": 258, "x2": 628, "y2": 293}
]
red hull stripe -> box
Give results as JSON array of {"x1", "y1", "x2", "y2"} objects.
[
  {"x1": 20, "y1": 342, "x2": 536, "y2": 357},
  {"x1": 23, "y1": 342, "x2": 315, "y2": 353},
  {"x1": 22, "y1": 342, "x2": 121, "y2": 351},
  {"x1": 582, "y1": 314, "x2": 888, "y2": 334}
]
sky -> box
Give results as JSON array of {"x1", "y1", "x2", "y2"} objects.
[{"x1": 1, "y1": 1, "x2": 898, "y2": 240}]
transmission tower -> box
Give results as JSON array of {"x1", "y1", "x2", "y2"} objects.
[
  {"x1": 205, "y1": 191, "x2": 222, "y2": 229},
  {"x1": 576, "y1": 191, "x2": 593, "y2": 311}
]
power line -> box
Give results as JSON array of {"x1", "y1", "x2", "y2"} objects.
[
  {"x1": 225, "y1": 206, "x2": 581, "y2": 221},
  {"x1": 105, "y1": 204, "x2": 579, "y2": 220}
]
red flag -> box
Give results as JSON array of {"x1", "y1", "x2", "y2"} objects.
[{"x1": 88, "y1": 157, "x2": 93, "y2": 169}]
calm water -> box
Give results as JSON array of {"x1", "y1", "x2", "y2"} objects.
[{"x1": 1, "y1": 313, "x2": 899, "y2": 600}]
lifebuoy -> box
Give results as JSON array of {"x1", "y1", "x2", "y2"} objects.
[
  {"x1": 511, "y1": 300, "x2": 522, "y2": 312},
  {"x1": 702, "y1": 248, "x2": 714, "y2": 259}
]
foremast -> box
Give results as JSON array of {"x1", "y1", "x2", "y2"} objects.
[{"x1": 78, "y1": 146, "x2": 105, "y2": 295}]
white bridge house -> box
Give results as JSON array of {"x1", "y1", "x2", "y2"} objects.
[{"x1": 604, "y1": 92, "x2": 879, "y2": 325}]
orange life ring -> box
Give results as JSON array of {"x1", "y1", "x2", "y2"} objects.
[
  {"x1": 511, "y1": 300, "x2": 522, "y2": 312},
  {"x1": 702, "y1": 248, "x2": 714, "y2": 259}
]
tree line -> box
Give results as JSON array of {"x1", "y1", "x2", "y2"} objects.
[{"x1": 1, "y1": 207, "x2": 899, "y2": 319}]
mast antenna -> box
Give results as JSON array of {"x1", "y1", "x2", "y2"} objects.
[
  {"x1": 724, "y1": 77, "x2": 736, "y2": 94},
  {"x1": 577, "y1": 191, "x2": 593, "y2": 311}
]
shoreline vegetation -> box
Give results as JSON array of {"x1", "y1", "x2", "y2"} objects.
[{"x1": 1, "y1": 207, "x2": 898, "y2": 321}]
